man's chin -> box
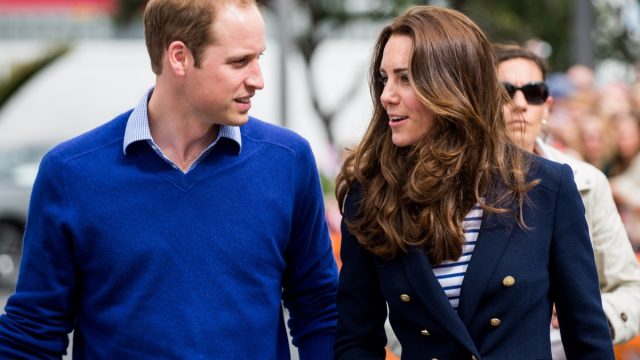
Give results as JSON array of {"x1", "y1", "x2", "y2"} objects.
[{"x1": 225, "y1": 114, "x2": 250, "y2": 127}]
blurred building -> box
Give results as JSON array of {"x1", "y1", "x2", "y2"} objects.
[{"x1": 0, "y1": 0, "x2": 117, "y2": 39}]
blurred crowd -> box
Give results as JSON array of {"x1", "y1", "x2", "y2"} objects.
[{"x1": 543, "y1": 63, "x2": 640, "y2": 253}]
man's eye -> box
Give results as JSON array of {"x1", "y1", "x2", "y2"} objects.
[{"x1": 232, "y1": 58, "x2": 249, "y2": 66}]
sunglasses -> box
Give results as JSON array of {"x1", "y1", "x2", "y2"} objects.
[{"x1": 502, "y1": 82, "x2": 549, "y2": 105}]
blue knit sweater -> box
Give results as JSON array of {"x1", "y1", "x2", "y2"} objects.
[{"x1": 0, "y1": 111, "x2": 338, "y2": 359}]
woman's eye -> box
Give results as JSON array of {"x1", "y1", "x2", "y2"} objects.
[{"x1": 378, "y1": 76, "x2": 388, "y2": 85}]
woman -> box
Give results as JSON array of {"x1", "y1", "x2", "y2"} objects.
[
  {"x1": 334, "y1": 6, "x2": 614, "y2": 359},
  {"x1": 495, "y1": 43, "x2": 640, "y2": 359}
]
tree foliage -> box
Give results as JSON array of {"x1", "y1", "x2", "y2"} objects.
[{"x1": 448, "y1": 0, "x2": 573, "y2": 70}]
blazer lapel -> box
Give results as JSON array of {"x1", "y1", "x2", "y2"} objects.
[
  {"x1": 457, "y1": 211, "x2": 515, "y2": 325},
  {"x1": 403, "y1": 249, "x2": 479, "y2": 354}
]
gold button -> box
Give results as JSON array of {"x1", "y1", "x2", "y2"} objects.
[
  {"x1": 420, "y1": 329, "x2": 430, "y2": 336},
  {"x1": 431, "y1": 358, "x2": 438, "y2": 360},
  {"x1": 472, "y1": 356, "x2": 478, "y2": 360},
  {"x1": 502, "y1": 276, "x2": 515, "y2": 287},
  {"x1": 490, "y1": 318, "x2": 501, "y2": 327},
  {"x1": 621, "y1": 312, "x2": 628, "y2": 322},
  {"x1": 400, "y1": 294, "x2": 411, "y2": 302}
]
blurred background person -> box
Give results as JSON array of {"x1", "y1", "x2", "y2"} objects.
[
  {"x1": 610, "y1": 113, "x2": 640, "y2": 251},
  {"x1": 607, "y1": 112, "x2": 640, "y2": 177},
  {"x1": 495, "y1": 43, "x2": 640, "y2": 359},
  {"x1": 611, "y1": 156, "x2": 640, "y2": 252},
  {"x1": 578, "y1": 113, "x2": 616, "y2": 172}
]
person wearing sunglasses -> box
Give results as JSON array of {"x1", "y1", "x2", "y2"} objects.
[{"x1": 495, "y1": 43, "x2": 640, "y2": 359}]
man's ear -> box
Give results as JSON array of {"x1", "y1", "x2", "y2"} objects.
[{"x1": 166, "y1": 41, "x2": 191, "y2": 76}]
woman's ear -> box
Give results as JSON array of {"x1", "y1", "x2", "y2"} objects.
[
  {"x1": 543, "y1": 95, "x2": 554, "y2": 119},
  {"x1": 165, "y1": 41, "x2": 191, "y2": 76}
]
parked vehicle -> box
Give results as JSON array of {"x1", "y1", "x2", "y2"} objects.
[{"x1": 0, "y1": 145, "x2": 48, "y2": 289}]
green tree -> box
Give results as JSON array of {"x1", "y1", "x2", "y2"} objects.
[
  {"x1": 592, "y1": 0, "x2": 640, "y2": 66},
  {"x1": 448, "y1": 0, "x2": 573, "y2": 70},
  {"x1": 113, "y1": 0, "x2": 146, "y2": 26}
]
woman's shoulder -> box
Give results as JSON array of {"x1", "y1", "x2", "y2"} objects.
[
  {"x1": 526, "y1": 152, "x2": 574, "y2": 193},
  {"x1": 342, "y1": 183, "x2": 364, "y2": 219}
]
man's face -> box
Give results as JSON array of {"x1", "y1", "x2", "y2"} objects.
[
  {"x1": 497, "y1": 58, "x2": 552, "y2": 153},
  {"x1": 184, "y1": 4, "x2": 265, "y2": 126}
]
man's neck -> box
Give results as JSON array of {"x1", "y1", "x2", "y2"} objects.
[{"x1": 147, "y1": 84, "x2": 220, "y2": 172}]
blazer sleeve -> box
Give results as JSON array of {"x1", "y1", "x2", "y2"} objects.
[
  {"x1": 550, "y1": 164, "x2": 615, "y2": 359},
  {"x1": 586, "y1": 168, "x2": 640, "y2": 343},
  {"x1": 334, "y1": 191, "x2": 387, "y2": 360}
]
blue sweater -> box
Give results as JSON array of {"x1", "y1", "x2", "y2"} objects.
[{"x1": 0, "y1": 111, "x2": 338, "y2": 359}]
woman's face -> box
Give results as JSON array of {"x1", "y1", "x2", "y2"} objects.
[
  {"x1": 379, "y1": 34, "x2": 435, "y2": 147},
  {"x1": 497, "y1": 58, "x2": 552, "y2": 153}
]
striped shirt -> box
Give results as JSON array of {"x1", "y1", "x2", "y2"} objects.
[{"x1": 432, "y1": 205, "x2": 483, "y2": 310}]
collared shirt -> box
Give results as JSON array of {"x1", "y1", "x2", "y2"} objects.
[{"x1": 123, "y1": 87, "x2": 242, "y2": 173}]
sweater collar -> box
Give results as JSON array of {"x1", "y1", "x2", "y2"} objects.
[{"x1": 123, "y1": 87, "x2": 242, "y2": 155}]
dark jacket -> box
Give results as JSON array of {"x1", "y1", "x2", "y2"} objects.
[{"x1": 335, "y1": 155, "x2": 614, "y2": 360}]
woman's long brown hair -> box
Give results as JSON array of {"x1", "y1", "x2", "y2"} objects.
[{"x1": 335, "y1": 6, "x2": 537, "y2": 264}]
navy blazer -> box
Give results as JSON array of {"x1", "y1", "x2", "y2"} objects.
[{"x1": 335, "y1": 156, "x2": 615, "y2": 359}]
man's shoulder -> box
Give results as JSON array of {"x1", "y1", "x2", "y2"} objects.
[
  {"x1": 528, "y1": 151, "x2": 565, "y2": 176},
  {"x1": 45, "y1": 110, "x2": 131, "y2": 164},
  {"x1": 526, "y1": 152, "x2": 575, "y2": 193},
  {"x1": 241, "y1": 116, "x2": 311, "y2": 152}
]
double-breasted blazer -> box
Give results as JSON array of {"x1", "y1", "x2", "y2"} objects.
[{"x1": 335, "y1": 156, "x2": 614, "y2": 359}]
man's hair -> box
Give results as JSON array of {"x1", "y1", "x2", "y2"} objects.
[
  {"x1": 493, "y1": 43, "x2": 548, "y2": 80},
  {"x1": 144, "y1": 0, "x2": 257, "y2": 75},
  {"x1": 336, "y1": 6, "x2": 537, "y2": 264}
]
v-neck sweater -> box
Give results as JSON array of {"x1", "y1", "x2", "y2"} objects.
[{"x1": 0, "y1": 111, "x2": 338, "y2": 359}]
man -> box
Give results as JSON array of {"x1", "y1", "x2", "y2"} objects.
[
  {"x1": 0, "y1": 0, "x2": 338, "y2": 358},
  {"x1": 495, "y1": 44, "x2": 640, "y2": 359}
]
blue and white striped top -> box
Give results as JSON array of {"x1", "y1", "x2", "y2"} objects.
[{"x1": 432, "y1": 205, "x2": 483, "y2": 311}]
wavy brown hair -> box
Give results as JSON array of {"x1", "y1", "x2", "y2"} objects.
[{"x1": 336, "y1": 6, "x2": 537, "y2": 264}]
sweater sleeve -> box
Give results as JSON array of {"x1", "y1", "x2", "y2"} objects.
[
  {"x1": 0, "y1": 151, "x2": 77, "y2": 358},
  {"x1": 281, "y1": 140, "x2": 338, "y2": 360}
]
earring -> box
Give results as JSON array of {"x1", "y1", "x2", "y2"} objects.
[{"x1": 541, "y1": 117, "x2": 549, "y2": 136}]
